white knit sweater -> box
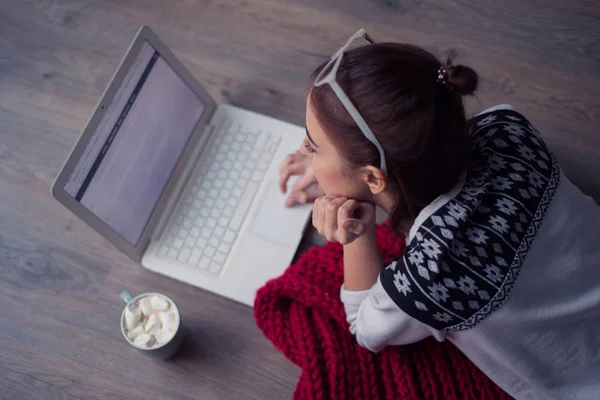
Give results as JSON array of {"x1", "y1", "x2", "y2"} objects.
[{"x1": 341, "y1": 105, "x2": 600, "y2": 400}]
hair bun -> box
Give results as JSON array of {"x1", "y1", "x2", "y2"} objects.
[{"x1": 446, "y1": 64, "x2": 478, "y2": 95}]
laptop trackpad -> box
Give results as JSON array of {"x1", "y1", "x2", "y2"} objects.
[{"x1": 250, "y1": 181, "x2": 308, "y2": 248}]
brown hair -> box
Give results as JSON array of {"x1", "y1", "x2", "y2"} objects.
[{"x1": 309, "y1": 43, "x2": 478, "y2": 234}]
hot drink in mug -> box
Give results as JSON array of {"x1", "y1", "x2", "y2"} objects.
[{"x1": 120, "y1": 291, "x2": 185, "y2": 359}]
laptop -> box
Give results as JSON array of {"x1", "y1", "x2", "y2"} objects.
[{"x1": 52, "y1": 26, "x2": 312, "y2": 306}]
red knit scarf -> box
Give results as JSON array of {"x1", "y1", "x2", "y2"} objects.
[{"x1": 254, "y1": 223, "x2": 512, "y2": 400}]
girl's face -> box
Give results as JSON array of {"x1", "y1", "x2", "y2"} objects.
[{"x1": 301, "y1": 97, "x2": 370, "y2": 200}]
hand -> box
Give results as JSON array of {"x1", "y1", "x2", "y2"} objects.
[
  {"x1": 279, "y1": 151, "x2": 324, "y2": 207},
  {"x1": 312, "y1": 196, "x2": 376, "y2": 245}
]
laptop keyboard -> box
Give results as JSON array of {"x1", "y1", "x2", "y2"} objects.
[{"x1": 157, "y1": 118, "x2": 281, "y2": 275}]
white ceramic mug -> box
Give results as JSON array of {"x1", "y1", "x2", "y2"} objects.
[{"x1": 120, "y1": 290, "x2": 185, "y2": 360}]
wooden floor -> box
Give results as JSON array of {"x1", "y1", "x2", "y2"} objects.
[{"x1": 1, "y1": 0, "x2": 599, "y2": 399}]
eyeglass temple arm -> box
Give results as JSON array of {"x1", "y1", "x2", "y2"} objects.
[{"x1": 363, "y1": 33, "x2": 375, "y2": 44}]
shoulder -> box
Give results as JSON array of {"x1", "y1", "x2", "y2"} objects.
[
  {"x1": 475, "y1": 104, "x2": 517, "y2": 116},
  {"x1": 468, "y1": 104, "x2": 551, "y2": 158},
  {"x1": 469, "y1": 104, "x2": 534, "y2": 133}
]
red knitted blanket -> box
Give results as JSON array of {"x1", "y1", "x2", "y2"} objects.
[{"x1": 254, "y1": 223, "x2": 512, "y2": 400}]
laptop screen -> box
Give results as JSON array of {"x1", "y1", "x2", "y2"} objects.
[{"x1": 64, "y1": 42, "x2": 206, "y2": 246}]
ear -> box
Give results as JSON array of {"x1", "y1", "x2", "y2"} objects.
[{"x1": 360, "y1": 165, "x2": 387, "y2": 195}]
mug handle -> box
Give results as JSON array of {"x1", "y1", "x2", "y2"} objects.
[{"x1": 120, "y1": 290, "x2": 134, "y2": 304}]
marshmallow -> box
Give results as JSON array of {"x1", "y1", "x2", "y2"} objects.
[
  {"x1": 127, "y1": 325, "x2": 145, "y2": 340},
  {"x1": 133, "y1": 333, "x2": 151, "y2": 347},
  {"x1": 151, "y1": 295, "x2": 169, "y2": 311},
  {"x1": 139, "y1": 297, "x2": 153, "y2": 317},
  {"x1": 155, "y1": 330, "x2": 174, "y2": 344},
  {"x1": 158, "y1": 311, "x2": 178, "y2": 332},
  {"x1": 124, "y1": 306, "x2": 141, "y2": 330},
  {"x1": 144, "y1": 313, "x2": 161, "y2": 334},
  {"x1": 123, "y1": 295, "x2": 178, "y2": 349}
]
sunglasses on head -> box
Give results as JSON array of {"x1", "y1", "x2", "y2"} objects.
[{"x1": 313, "y1": 29, "x2": 387, "y2": 174}]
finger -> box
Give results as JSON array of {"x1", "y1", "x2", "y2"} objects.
[
  {"x1": 311, "y1": 197, "x2": 319, "y2": 225},
  {"x1": 341, "y1": 218, "x2": 364, "y2": 236},
  {"x1": 337, "y1": 199, "x2": 362, "y2": 244},
  {"x1": 318, "y1": 196, "x2": 337, "y2": 237},
  {"x1": 291, "y1": 172, "x2": 316, "y2": 193},
  {"x1": 312, "y1": 197, "x2": 324, "y2": 232},
  {"x1": 287, "y1": 151, "x2": 307, "y2": 167},
  {"x1": 285, "y1": 192, "x2": 298, "y2": 208},
  {"x1": 305, "y1": 189, "x2": 323, "y2": 204},
  {"x1": 343, "y1": 202, "x2": 376, "y2": 235},
  {"x1": 336, "y1": 199, "x2": 361, "y2": 236},
  {"x1": 285, "y1": 191, "x2": 304, "y2": 207},
  {"x1": 315, "y1": 196, "x2": 329, "y2": 237},
  {"x1": 338, "y1": 199, "x2": 360, "y2": 223},
  {"x1": 311, "y1": 183, "x2": 325, "y2": 199},
  {"x1": 287, "y1": 185, "x2": 324, "y2": 207},
  {"x1": 285, "y1": 190, "x2": 313, "y2": 207},
  {"x1": 279, "y1": 153, "x2": 293, "y2": 171},
  {"x1": 279, "y1": 162, "x2": 305, "y2": 193},
  {"x1": 325, "y1": 197, "x2": 347, "y2": 241},
  {"x1": 280, "y1": 151, "x2": 303, "y2": 168},
  {"x1": 290, "y1": 151, "x2": 305, "y2": 161}
]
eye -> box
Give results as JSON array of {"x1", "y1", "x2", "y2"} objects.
[{"x1": 303, "y1": 139, "x2": 315, "y2": 154}]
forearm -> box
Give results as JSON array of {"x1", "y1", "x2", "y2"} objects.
[
  {"x1": 343, "y1": 227, "x2": 383, "y2": 291},
  {"x1": 341, "y1": 279, "x2": 442, "y2": 352}
]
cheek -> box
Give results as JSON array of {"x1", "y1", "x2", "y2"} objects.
[
  {"x1": 311, "y1": 157, "x2": 326, "y2": 183},
  {"x1": 312, "y1": 158, "x2": 331, "y2": 184},
  {"x1": 313, "y1": 156, "x2": 333, "y2": 180},
  {"x1": 312, "y1": 157, "x2": 347, "y2": 194}
]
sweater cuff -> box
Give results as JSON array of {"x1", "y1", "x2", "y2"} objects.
[{"x1": 340, "y1": 284, "x2": 370, "y2": 306}]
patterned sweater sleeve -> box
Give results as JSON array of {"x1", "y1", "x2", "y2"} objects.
[{"x1": 340, "y1": 276, "x2": 446, "y2": 353}]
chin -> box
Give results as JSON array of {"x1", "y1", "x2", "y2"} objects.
[
  {"x1": 323, "y1": 190, "x2": 341, "y2": 199},
  {"x1": 319, "y1": 183, "x2": 365, "y2": 200},
  {"x1": 326, "y1": 191, "x2": 362, "y2": 201}
]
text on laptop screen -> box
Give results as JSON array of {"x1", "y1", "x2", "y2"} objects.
[{"x1": 64, "y1": 42, "x2": 206, "y2": 246}]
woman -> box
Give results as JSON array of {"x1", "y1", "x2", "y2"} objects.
[{"x1": 278, "y1": 29, "x2": 600, "y2": 399}]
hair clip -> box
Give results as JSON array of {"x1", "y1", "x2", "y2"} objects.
[{"x1": 437, "y1": 61, "x2": 452, "y2": 86}]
